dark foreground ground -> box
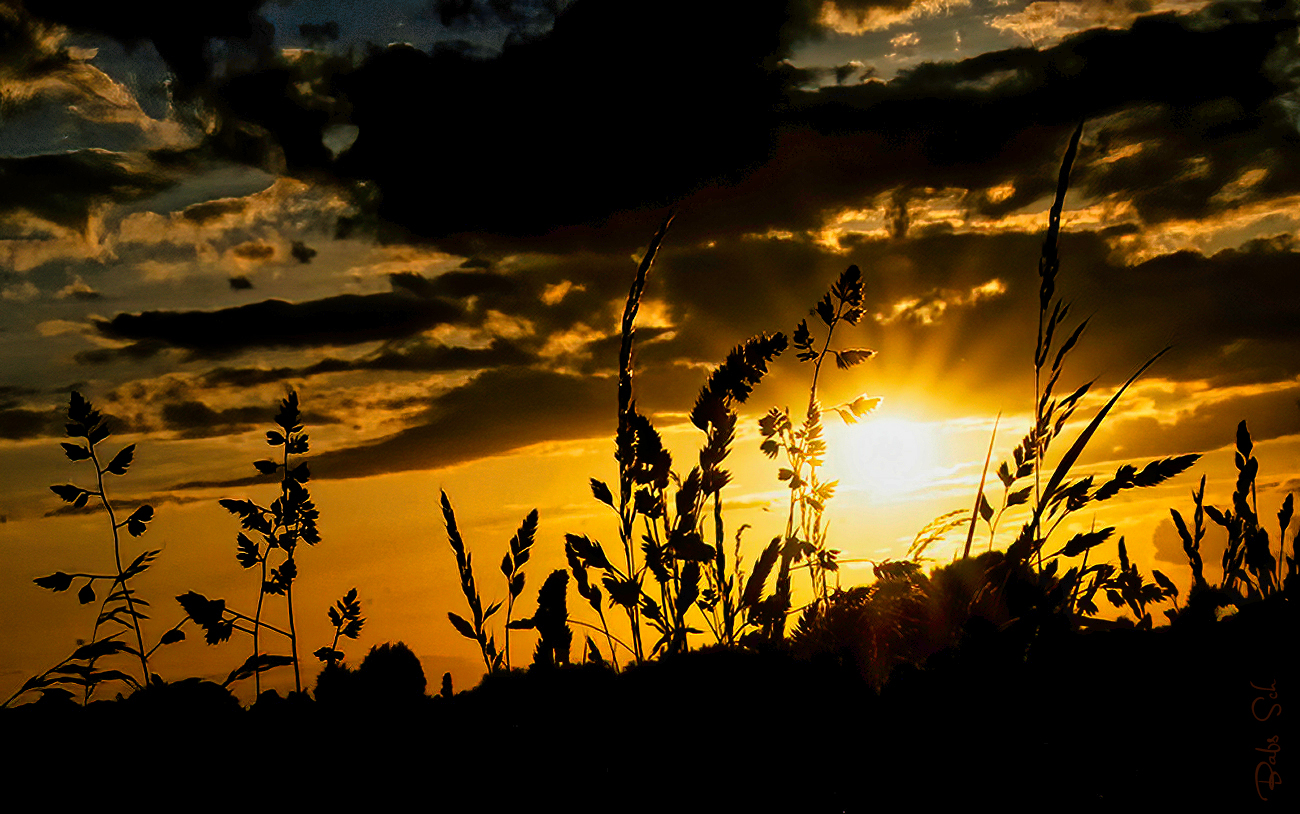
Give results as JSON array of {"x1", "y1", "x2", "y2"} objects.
[{"x1": 3, "y1": 600, "x2": 1291, "y2": 810}]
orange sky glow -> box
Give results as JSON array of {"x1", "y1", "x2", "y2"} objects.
[{"x1": 3, "y1": 0, "x2": 1299, "y2": 703}]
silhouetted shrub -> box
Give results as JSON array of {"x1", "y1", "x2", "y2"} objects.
[{"x1": 356, "y1": 642, "x2": 426, "y2": 701}]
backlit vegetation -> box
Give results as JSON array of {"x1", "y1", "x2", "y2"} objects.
[{"x1": 3, "y1": 129, "x2": 1294, "y2": 806}]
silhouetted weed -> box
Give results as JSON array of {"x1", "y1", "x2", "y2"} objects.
[
  {"x1": 6, "y1": 392, "x2": 167, "y2": 706},
  {"x1": 963, "y1": 123, "x2": 1199, "y2": 632},
  {"x1": 760, "y1": 262, "x2": 879, "y2": 633},
  {"x1": 1171, "y1": 421, "x2": 1297, "y2": 621},
  {"x1": 314, "y1": 587, "x2": 364, "y2": 667},
  {"x1": 565, "y1": 213, "x2": 788, "y2": 663},
  {"x1": 442, "y1": 489, "x2": 548, "y2": 672},
  {"x1": 196, "y1": 391, "x2": 321, "y2": 693}
]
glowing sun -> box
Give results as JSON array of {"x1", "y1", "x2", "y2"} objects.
[{"x1": 825, "y1": 416, "x2": 945, "y2": 499}]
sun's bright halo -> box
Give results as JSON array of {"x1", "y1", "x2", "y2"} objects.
[{"x1": 824, "y1": 414, "x2": 944, "y2": 500}]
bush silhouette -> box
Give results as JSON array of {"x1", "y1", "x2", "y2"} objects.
[{"x1": 356, "y1": 642, "x2": 427, "y2": 700}]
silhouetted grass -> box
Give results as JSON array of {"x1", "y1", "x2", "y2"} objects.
[{"x1": 2, "y1": 131, "x2": 1295, "y2": 809}]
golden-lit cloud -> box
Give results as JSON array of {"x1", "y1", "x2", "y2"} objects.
[
  {"x1": 541, "y1": 280, "x2": 583, "y2": 305},
  {"x1": 991, "y1": 1, "x2": 1214, "y2": 47},
  {"x1": 1, "y1": 280, "x2": 39, "y2": 302},
  {"x1": 818, "y1": 0, "x2": 972, "y2": 35},
  {"x1": 539, "y1": 322, "x2": 606, "y2": 360},
  {"x1": 875, "y1": 278, "x2": 1007, "y2": 325}
]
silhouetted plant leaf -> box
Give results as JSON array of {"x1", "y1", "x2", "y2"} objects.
[
  {"x1": 815, "y1": 293, "x2": 835, "y2": 327},
  {"x1": 602, "y1": 576, "x2": 641, "y2": 609},
  {"x1": 176, "y1": 591, "x2": 225, "y2": 627},
  {"x1": 88, "y1": 422, "x2": 110, "y2": 446},
  {"x1": 1152, "y1": 569, "x2": 1177, "y2": 597},
  {"x1": 236, "y1": 534, "x2": 260, "y2": 568},
  {"x1": 833, "y1": 349, "x2": 876, "y2": 370},
  {"x1": 590, "y1": 478, "x2": 614, "y2": 508},
  {"x1": 1236, "y1": 420, "x2": 1253, "y2": 459},
  {"x1": 742, "y1": 538, "x2": 782, "y2": 610},
  {"x1": 448, "y1": 612, "x2": 477, "y2": 642},
  {"x1": 160, "y1": 628, "x2": 185, "y2": 645},
  {"x1": 314, "y1": 646, "x2": 343, "y2": 663},
  {"x1": 275, "y1": 392, "x2": 302, "y2": 432},
  {"x1": 78, "y1": 582, "x2": 95, "y2": 605},
  {"x1": 70, "y1": 637, "x2": 131, "y2": 662},
  {"x1": 50, "y1": 483, "x2": 88, "y2": 505},
  {"x1": 266, "y1": 431, "x2": 285, "y2": 446},
  {"x1": 507, "y1": 618, "x2": 535, "y2": 629},
  {"x1": 103, "y1": 445, "x2": 135, "y2": 475},
  {"x1": 61, "y1": 442, "x2": 90, "y2": 461},
  {"x1": 224, "y1": 653, "x2": 293, "y2": 687},
  {"x1": 1059, "y1": 527, "x2": 1114, "y2": 557},
  {"x1": 124, "y1": 504, "x2": 153, "y2": 537},
  {"x1": 565, "y1": 533, "x2": 610, "y2": 570},
  {"x1": 253, "y1": 460, "x2": 278, "y2": 475},
  {"x1": 35, "y1": 572, "x2": 73, "y2": 591}
]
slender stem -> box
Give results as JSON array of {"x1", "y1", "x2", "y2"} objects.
[
  {"x1": 254, "y1": 553, "x2": 267, "y2": 696},
  {"x1": 287, "y1": 581, "x2": 301, "y2": 693},
  {"x1": 965, "y1": 413, "x2": 1001, "y2": 559},
  {"x1": 223, "y1": 608, "x2": 290, "y2": 637},
  {"x1": 281, "y1": 436, "x2": 301, "y2": 693},
  {"x1": 90, "y1": 444, "x2": 150, "y2": 686}
]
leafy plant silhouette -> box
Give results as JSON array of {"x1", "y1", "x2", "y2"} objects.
[
  {"x1": 315, "y1": 588, "x2": 365, "y2": 668},
  {"x1": 180, "y1": 391, "x2": 320, "y2": 694},
  {"x1": 962, "y1": 122, "x2": 1198, "y2": 630},
  {"x1": 1171, "y1": 421, "x2": 1297, "y2": 616},
  {"x1": 442, "y1": 489, "x2": 542, "y2": 672},
  {"x1": 563, "y1": 213, "x2": 788, "y2": 663},
  {"x1": 9, "y1": 392, "x2": 163, "y2": 706},
  {"x1": 507, "y1": 569, "x2": 573, "y2": 667},
  {"x1": 759, "y1": 262, "x2": 879, "y2": 639}
]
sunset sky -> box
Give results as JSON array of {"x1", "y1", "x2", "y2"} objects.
[{"x1": 2, "y1": 0, "x2": 1299, "y2": 701}]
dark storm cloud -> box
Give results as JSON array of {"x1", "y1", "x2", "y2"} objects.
[
  {"x1": 0, "y1": 385, "x2": 38, "y2": 410},
  {"x1": 388, "y1": 270, "x2": 519, "y2": 300},
  {"x1": 0, "y1": 407, "x2": 60, "y2": 440},
  {"x1": 95, "y1": 291, "x2": 464, "y2": 357},
  {"x1": 29, "y1": 0, "x2": 272, "y2": 93},
  {"x1": 160, "y1": 399, "x2": 272, "y2": 438},
  {"x1": 317, "y1": 337, "x2": 537, "y2": 373},
  {"x1": 0, "y1": 151, "x2": 171, "y2": 233},
  {"x1": 764, "y1": 5, "x2": 1300, "y2": 227},
  {"x1": 18, "y1": 1, "x2": 1298, "y2": 246},
  {"x1": 200, "y1": 0, "x2": 819, "y2": 240},
  {"x1": 411, "y1": 2, "x2": 1300, "y2": 250},
  {"x1": 200, "y1": 365, "x2": 299, "y2": 389},
  {"x1": 196, "y1": 338, "x2": 537, "y2": 387},
  {"x1": 303, "y1": 367, "x2": 615, "y2": 480}
]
